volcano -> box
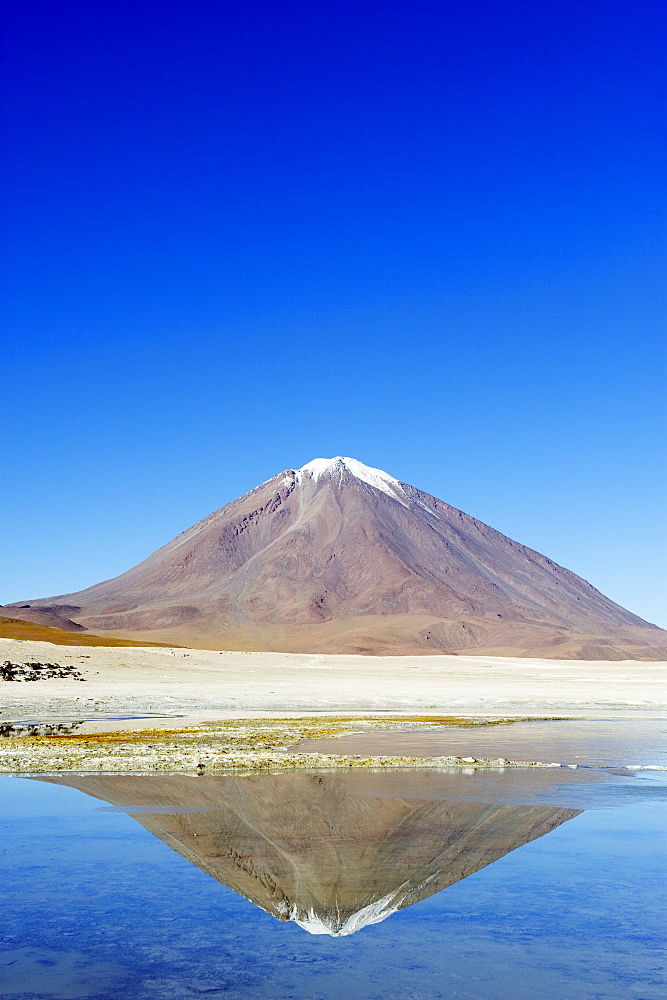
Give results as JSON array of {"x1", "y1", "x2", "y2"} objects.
[{"x1": 9, "y1": 457, "x2": 667, "y2": 658}]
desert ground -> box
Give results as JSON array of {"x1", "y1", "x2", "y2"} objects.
[
  {"x1": 1, "y1": 636, "x2": 665, "y2": 774},
  {"x1": 2, "y1": 635, "x2": 666, "y2": 716}
]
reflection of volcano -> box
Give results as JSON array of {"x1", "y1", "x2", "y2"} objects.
[{"x1": 40, "y1": 772, "x2": 580, "y2": 936}]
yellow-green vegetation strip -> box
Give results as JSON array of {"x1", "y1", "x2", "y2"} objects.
[
  {"x1": 0, "y1": 714, "x2": 570, "y2": 773},
  {"x1": 0, "y1": 617, "x2": 177, "y2": 646}
]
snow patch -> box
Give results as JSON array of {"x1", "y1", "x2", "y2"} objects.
[
  {"x1": 296, "y1": 457, "x2": 408, "y2": 505},
  {"x1": 290, "y1": 889, "x2": 402, "y2": 936}
]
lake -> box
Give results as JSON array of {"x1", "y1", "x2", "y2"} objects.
[
  {"x1": 287, "y1": 716, "x2": 667, "y2": 767},
  {"x1": 1, "y1": 765, "x2": 665, "y2": 999}
]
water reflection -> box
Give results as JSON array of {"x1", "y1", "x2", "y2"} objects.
[{"x1": 41, "y1": 771, "x2": 580, "y2": 936}]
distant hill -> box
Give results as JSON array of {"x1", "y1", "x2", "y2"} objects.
[
  {"x1": 8, "y1": 456, "x2": 667, "y2": 658},
  {"x1": 0, "y1": 605, "x2": 85, "y2": 632}
]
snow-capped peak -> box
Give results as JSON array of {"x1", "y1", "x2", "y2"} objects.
[
  {"x1": 289, "y1": 890, "x2": 402, "y2": 937},
  {"x1": 296, "y1": 457, "x2": 407, "y2": 504}
]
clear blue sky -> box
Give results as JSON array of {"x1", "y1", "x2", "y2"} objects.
[{"x1": 2, "y1": 0, "x2": 665, "y2": 627}]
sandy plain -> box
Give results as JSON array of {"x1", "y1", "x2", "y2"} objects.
[{"x1": 1, "y1": 637, "x2": 665, "y2": 774}]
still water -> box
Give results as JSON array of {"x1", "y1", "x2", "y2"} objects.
[
  {"x1": 289, "y1": 717, "x2": 667, "y2": 767},
  {"x1": 1, "y1": 767, "x2": 665, "y2": 999}
]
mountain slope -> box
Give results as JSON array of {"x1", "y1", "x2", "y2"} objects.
[{"x1": 10, "y1": 457, "x2": 667, "y2": 658}]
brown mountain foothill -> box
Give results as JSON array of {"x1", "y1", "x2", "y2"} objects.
[
  {"x1": 0, "y1": 604, "x2": 85, "y2": 632},
  {"x1": 9, "y1": 457, "x2": 667, "y2": 658}
]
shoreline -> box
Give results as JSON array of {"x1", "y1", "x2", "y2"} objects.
[
  {"x1": 2, "y1": 711, "x2": 665, "y2": 775},
  {"x1": 0, "y1": 715, "x2": 582, "y2": 774},
  {"x1": 1, "y1": 636, "x2": 665, "y2": 774}
]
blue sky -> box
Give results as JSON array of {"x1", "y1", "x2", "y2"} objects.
[{"x1": 2, "y1": 0, "x2": 665, "y2": 626}]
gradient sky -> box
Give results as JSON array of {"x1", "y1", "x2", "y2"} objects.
[{"x1": 2, "y1": 0, "x2": 666, "y2": 627}]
